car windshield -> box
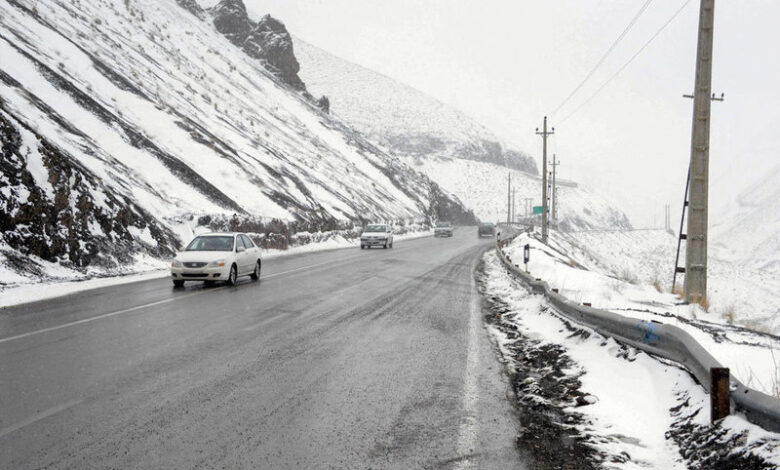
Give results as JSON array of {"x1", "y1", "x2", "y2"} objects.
[
  {"x1": 436, "y1": 222, "x2": 451, "y2": 228},
  {"x1": 481, "y1": 223, "x2": 494, "y2": 227},
  {"x1": 364, "y1": 225, "x2": 387, "y2": 232},
  {"x1": 185, "y1": 236, "x2": 234, "y2": 252}
]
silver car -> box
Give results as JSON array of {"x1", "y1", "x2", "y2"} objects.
[
  {"x1": 170, "y1": 233, "x2": 261, "y2": 287},
  {"x1": 360, "y1": 224, "x2": 394, "y2": 249},
  {"x1": 434, "y1": 221, "x2": 454, "y2": 237}
]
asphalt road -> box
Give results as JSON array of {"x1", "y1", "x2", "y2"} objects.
[{"x1": 0, "y1": 229, "x2": 526, "y2": 469}]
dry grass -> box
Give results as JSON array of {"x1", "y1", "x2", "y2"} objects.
[
  {"x1": 671, "y1": 284, "x2": 684, "y2": 297},
  {"x1": 694, "y1": 296, "x2": 709, "y2": 312},
  {"x1": 720, "y1": 304, "x2": 736, "y2": 325},
  {"x1": 618, "y1": 267, "x2": 639, "y2": 285}
]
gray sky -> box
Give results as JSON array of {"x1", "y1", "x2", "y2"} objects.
[{"x1": 246, "y1": 0, "x2": 779, "y2": 227}]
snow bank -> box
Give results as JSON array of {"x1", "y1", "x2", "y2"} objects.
[{"x1": 503, "y1": 230, "x2": 780, "y2": 399}]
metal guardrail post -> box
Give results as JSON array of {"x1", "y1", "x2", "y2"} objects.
[{"x1": 710, "y1": 367, "x2": 730, "y2": 423}]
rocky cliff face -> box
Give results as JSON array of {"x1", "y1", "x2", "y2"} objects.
[
  {"x1": 0, "y1": 107, "x2": 178, "y2": 275},
  {"x1": 0, "y1": 0, "x2": 472, "y2": 284},
  {"x1": 210, "y1": 0, "x2": 305, "y2": 91}
]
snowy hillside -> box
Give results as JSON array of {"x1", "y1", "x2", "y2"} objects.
[
  {"x1": 295, "y1": 38, "x2": 631, "y2": 230},
  {"x1": 0, "y1": 0, "x2": 472, "y2": 284},
  {"x1": 711, "y1": 162, "x2": 780, "y2": 273},
  {"x1": 294, "y1": 39, "x2": 537, "y2": 174},
  {"x1": 401, "y1": 156, "x2": 631, "y2": 230}
]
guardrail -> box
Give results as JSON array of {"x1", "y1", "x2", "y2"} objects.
[{"x1": 495, "y1": 233, "x2": 780, "y2": 433}]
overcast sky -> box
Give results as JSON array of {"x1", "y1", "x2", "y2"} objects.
[{"x1": 245, "y1": 0, "x2": 779, "y2": 227}]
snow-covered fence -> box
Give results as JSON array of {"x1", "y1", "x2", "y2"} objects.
[{"x1": 495, "y1": 233, "x2": 780, "y2": 433}]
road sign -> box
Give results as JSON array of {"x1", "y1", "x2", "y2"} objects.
[
  {"x1": 532, "y1": 206, "x2": 543, "y2": 215},
  {"x1": 523, "y1": 244, "x2": 530, "y2": 263}
]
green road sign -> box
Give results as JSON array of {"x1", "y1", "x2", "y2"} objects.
[{"x1": 532, "y1": 206, "x2": 543, "y2": 215}]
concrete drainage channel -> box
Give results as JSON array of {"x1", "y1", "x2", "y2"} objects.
[{"x1": 495, "y1": 233, "x2": 780, "y2": 434}]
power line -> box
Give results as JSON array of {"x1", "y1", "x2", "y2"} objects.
[
  {"x1": 549, "y1": 0, "x2": 655, "y2": 117},
  {"x1": 557, "y1": 0, "x2": 693, "y2": 126}
]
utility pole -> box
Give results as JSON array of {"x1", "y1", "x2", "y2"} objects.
[
  {"x1": 525, "y1": 198, "x2": 533, "y2": 219},
  {"x1": 550, "y1": 155, "x2": 560, "y2": 227},
  {"x1": 536, "y1": 116, "x2": 554, "y2": 244},
  {"x1": 507, "y1": 173, "x2": 511, "y2": 225},
  {"x1": 684, "y1": 0, "x2": 716, "y2": 306},
  {"x1": 512, "y1": 188, "x2": 516, "y2": 224},
  {"x1": 665, "y1": 204, "x2": 671, "y2": 231}
]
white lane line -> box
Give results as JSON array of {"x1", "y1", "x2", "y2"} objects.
[
  {"x1": 0, "y1": 289, "x2": 221, "y2": 345},
  {"x1": 454, "y1": 274, "x2": 481, "y2": 469},
  {"x1": 261, "y1": 256, "x2": 359, "y2": 280},
  {"x1": 0, "y1": 250, "x2": 396, "y2": 345},
  {"x1": 0, "y1": 398, "x2": 83, "y2": 439},
  {"x1": 241, "y1": 312, "x2": 287, "y2": 332}
]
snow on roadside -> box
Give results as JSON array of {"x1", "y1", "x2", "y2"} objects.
[
  {"x1": 479, "y1": 250, "x2": 780, "y2": 469},
  {"x1": 502, "y1": 230, "x2": 780, "y2": 399}
]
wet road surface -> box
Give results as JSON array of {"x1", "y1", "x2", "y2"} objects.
[{"x1": 0, "y1": 229, "x2": 526, "y2": 469}]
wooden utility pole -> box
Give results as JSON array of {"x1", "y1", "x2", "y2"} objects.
[
  {"x1": 536, "y1": 116, "x2": 554, "y2": 244},
  {"x1": 684, "y1": 0, "x2": 716, "y2": 306},
  {"x1": 512, "y1": 188, "x2": 516, "y2": 224},
  {"x1": 551, "y1": 155, "x2": 560, "y2": 226}
]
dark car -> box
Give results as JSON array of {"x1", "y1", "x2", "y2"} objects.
[{"x1": 478, "y1": 222, "x2": 496, "y2": 238}]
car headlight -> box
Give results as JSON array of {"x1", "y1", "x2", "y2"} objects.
[
  {"x1": 171, "y1": 259, "x2": 182, "y2": 268},
  {"x1": 207, "y1": 260, "x2": 226, "y2": 268}
]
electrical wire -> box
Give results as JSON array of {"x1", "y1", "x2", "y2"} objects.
[
  {"x1": 549, "y1": 0, "x2": 655, "y2": 117},
  {"x1": 557, "y1": 0, "x2": 693, "y2": 126}
]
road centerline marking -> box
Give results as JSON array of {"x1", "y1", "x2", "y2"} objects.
[
  {"x1": 0, "y1": 398, "x2": 83, "y2": 439},
  {"x1": 0, "y1": 289, "x2": 222, "y2": 345},
  {"x1": 0, "y1": 246, "x2": 417, "y2": 345}
]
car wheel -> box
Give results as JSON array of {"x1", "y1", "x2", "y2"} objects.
[
  {"x1": 173, "y1": 280, "x2": 184, "y2": 288},
  {"x1": 383, "y1": 241, "x2": 388, "y2": 249},
  {"x1": 390, "y1": 241, "x2": 394, "y2": 248},
  {"x1": 250, "y1": 260, "x2": 261, "y2": 281},
  {"x1": 360, "y1": 245, "x2": 365, "y2": 249},
  {"x1": 227, "y1": 264, "x2": 238, "y2": 286}
]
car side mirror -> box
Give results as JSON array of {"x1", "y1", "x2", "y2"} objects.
[{"x1": 236, "y1": 246, "x2": 246, "y2": 253}]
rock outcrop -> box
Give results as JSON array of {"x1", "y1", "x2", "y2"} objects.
[{"x1": 210, "y1": 0, "x2": 305, "y2": 90}]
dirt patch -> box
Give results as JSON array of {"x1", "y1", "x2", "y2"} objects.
[{"x1": 476, "y1": 262, "x2": 603, "y2": 469}]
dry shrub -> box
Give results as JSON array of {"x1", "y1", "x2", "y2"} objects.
[
  {"x1": 618, "y1": 267, "x2": 639, "y2": 285},
  {"x1": 720, "y1": 304, "x2": 736, "y2": 325}
]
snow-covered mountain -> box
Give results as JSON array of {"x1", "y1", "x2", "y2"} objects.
[
  {"x1": 295, "y1": 38, "x2": 630, "y2": 230},
  {"x1": 294, "y1": 38, "x2": 537, "y2": 175},
  {"x1": 0, "y1": 0, "x2": 474, "y2": 282},
  {"x1": 711, "y1": 163, "x2": 780, "y2": 273}
]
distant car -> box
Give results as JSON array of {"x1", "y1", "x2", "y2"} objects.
[
  {"x1": 360, "y1": 224, "x2": 394, "y2": 249},
  {"x1": 434, "y1": 221, "x2": 454, "y2": 237},
  {"x1": 478, "y1": 222, "x2": 496, "y2": 238},
  {"x1": 170, "y1": 232, "x2": 261, "y2": 287}
]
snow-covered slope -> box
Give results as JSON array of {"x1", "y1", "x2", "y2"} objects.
[
  {"x1": 402, "y1": 156, "x2": 631, "y2": 230},
  {"x1": 711, "y1": 162, "x2": 780, "y2": 273},
  {"x1": 295, "y1": 38, "x2": 631, "y2": 230},
  {"x1": 503, "y1": 229, "x2": 780, "y2": 395},
  {"x1": 294, "y1": 38, "x2": 537, "y2": 174},
  {"x1": 0, "y1": 0, "x2": 471, "y2": 283}
]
